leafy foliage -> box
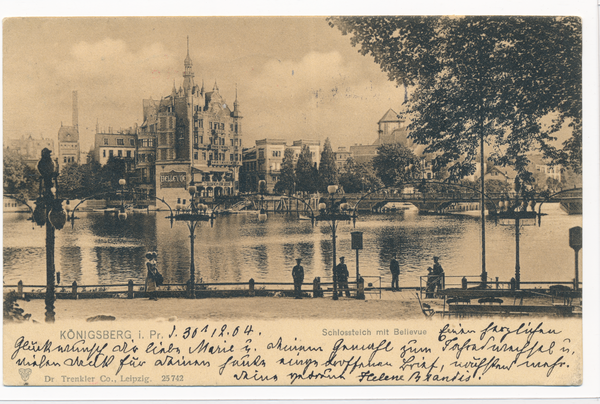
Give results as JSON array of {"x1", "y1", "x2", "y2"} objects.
[
  {"x1": 3, "y1": 152, "x2": 38, "y2": 200},
  {"x1": 372, "y1": 144, "x2": 421, "y2": 188},
  {"x1": 295, "y1": 145, "x2": 317, "y2": 193},
  {"x1": 339, "y1": 157, "x2": 382, "y2": 193},
  {"x1": 329, "y1": 16, "x2": 582, "y2": 177},
  {"x1": 274, "y1": 148, "x2": 297, "y2": 195},
  {"x1": 318, "y1": 138, "x2": 339, "y2": 191}
]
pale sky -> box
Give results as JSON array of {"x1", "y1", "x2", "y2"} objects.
[{"x1": 3, "y1": 17, "x2": 404, "y2": 153}]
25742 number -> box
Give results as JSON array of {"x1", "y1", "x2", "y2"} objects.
[{"x1": 162, "y1": 375, "x2": 184, "y2": 382}]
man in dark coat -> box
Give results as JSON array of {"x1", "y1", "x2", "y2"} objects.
[
  {"x1": 390, "y1": 253, "x2": 400, "y2": 291},
  {"x1": 292, "y1": 258, "x2": 304, "y2": 299},
  {"x1": 432, "y1": 256, "x2": 445, "y2": 293},
  {"x1": 336, "y1": 257, "x2": 351, "y2": 297}
]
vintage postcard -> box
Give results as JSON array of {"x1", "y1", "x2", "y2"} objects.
[{"x1": 2, "y1": 3, "x2": 598, "y2": 401}]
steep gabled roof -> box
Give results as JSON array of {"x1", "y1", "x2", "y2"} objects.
[{"x1": 378, "y1": 108, "x2": 400, "y2": 124}]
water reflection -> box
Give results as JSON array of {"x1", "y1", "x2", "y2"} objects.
[{"x1": 3, "y1": 205, "x2": 582, "y2": 288}]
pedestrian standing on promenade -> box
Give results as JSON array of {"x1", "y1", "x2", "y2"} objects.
[
  {"x1": 292, "y1": 258, "x2": 304, "y2": 299},
  {"x1": 336, "y1": 257, "x2": 351, "y2": 298},
  {"x1": 432, "y1": 256, "x2": 445, "y2": 294},
  {"x1": 390, "y1": 253, "x2": 400, "y2": 291},
  {"x1": 145, "y1": 251, "x2": 159, "y2": 301},
  {"x1": 425, "y1": 267, "x2": 435, "y2": 298}
]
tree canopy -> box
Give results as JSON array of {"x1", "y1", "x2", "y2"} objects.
[
  {"x1": 3, "y1": 152, "x2": 38, "y2": 200},
  {"x1": 295, "y1": 145, "x2": 317, "y2": 193},
  {"x1": 372, "y1": 143, "x2": 421, "y2": 188},
  {"x1": 339, "y1": 157, "x2": 382, "y2": 193},
  {"x1": 274, "y1": 148, "x2": 296, "y2": 195},
  {"x1": 328, "y1": 16, "x2": 582, "y2": 179},
  {"x1": 318, "y1": 138, "x2": 339, "y2": 191}
]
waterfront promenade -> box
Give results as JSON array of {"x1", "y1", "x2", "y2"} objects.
[{"x1": 11, "y1": 290, "x2": 429, "y2": 322}]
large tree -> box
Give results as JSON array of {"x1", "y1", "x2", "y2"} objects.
[
  {"x1": 3, "y1": 152, "x2": 38, "y2": 200},
  {"x1": 318, "y1": 138, "x2": 339, "y2": 191},
  {"x1": 339, "y1": 157, "x2": 382, "y2": 193},
  {"x1": 328, "y1": 16, "x2": 582, "y2": 179},
  {"x1": 372, "y1": 143, "x2": 421, "y2": 188},
  {"x1": 57, "y1": 161, "x2": 103, "y2": 199},
  {"x1": 274, "y1": 148, "x2": 296, "y2": 195},
  {"x1": 295, "y1": 145, "x2": 317, "y2": 193}
]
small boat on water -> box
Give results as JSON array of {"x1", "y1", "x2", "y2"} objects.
[{"x1": 381, "y1": 202, "x2": 418, "y2": 212}]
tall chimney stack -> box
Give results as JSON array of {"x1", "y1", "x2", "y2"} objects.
[{"x1": 72, "y1": 91, "x2": 78, "y2": 128}]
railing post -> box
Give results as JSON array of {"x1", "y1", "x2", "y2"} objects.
[
  {"x1": 495, "y1": 277, "x2": 499, "y2": 289},
  {"x1": 71, "y1": 281, "x2": 78, "y2": 300},
  {"x1": 17, "y1": 280, "x2": 23, "y2": 298},
  {"x1": 510, "y1": 277, "x2": 516, "y2": 291},
  {"x1": 249, "y1": 278, "x2": 255, "y2": 297},
  {"x1": 461, "y1": 276, "x2": 468, "y2": 289},
  {"x1": 356, "y1": 277, "x2": 365, "y2": 300},
  {"x1": 313, "y1": 277, "x2": 322, "y2": 298},
  {"x1": 128, "y1": 279, "x2": 134, "y2": 299}
]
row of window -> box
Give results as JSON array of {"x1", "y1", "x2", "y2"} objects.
[
  {"x1": 63, "y1": 156, "x2": 76, "y2": 163},
  {"x1": 103, "y1": 149, "x2": 132, "y2": 159},
  {"x1": 193, "y1": 120, "x2": 239, "y2": 133},
  {"x1": 139, "y1": 139, "x2": 156, "y2": 148},
  {"x1": 192, "y1": 134, "x2": 241, "y2": 147},
  {"x1": 191, "y1": 152, "x2": 240, "y2": 162},
  {"x1": 103, "y1": 138, "x2": 136, "y2": 147}
]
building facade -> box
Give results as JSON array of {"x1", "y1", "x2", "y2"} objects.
[
  {"x1": 57, "y1": 91, "x2": 81, "y2": 166},
  {"x1": 3, "y1": 134, "x2": 54, "y2": 168},
  {"x1": 240, "y1": 139, "x2": 321, "y2": 193},
  {"x1": 334, "y1": 146, "x2": 352, "y2": 171},
  {"x1": 146, "y1": 40, "x2": 243, "y2": 207}
]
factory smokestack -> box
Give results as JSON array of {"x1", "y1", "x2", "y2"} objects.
[{"x1": 72, "y1": 91, "x2": 78, "y2": 128}]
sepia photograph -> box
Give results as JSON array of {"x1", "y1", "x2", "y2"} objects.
[{"x1": 2, "y1": 2, "x2": 598, "y2": 401}]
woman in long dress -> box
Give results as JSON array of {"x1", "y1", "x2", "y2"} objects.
[{"x1": 145, "y1": 251, "x2": 158, "y2": 300}]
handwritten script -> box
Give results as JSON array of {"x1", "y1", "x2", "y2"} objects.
[{"x1": 4, "y1": 319, "x2": 581, "y2": 386}]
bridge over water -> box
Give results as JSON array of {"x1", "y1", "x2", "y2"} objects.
[{"x1": 219, "y1": 188, "x2": 582, "y2": 216}]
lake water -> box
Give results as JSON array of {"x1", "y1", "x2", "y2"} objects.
[{"x1": 3, "y1": 203, "x2": 581, "y2": 289}]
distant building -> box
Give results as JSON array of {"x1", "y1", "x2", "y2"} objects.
[
  {"x1": 57, "y1": 91, "x2": 81, "y2": 166},
  {"x1": 350, "y1": 107, "x2": 415, "y2": 165},
  {"x1": 3, "y1": 134, "x2": 54, "y2": 168},
  {"x1": 334, "y1": 146, "x2": 352, "y2": 171},
  {"x1": 240, "y1": 139, "x2": 321, "y2": 193},
  {"x1": 350, "y1": 144, "x2": 379, "y2": 165},
  {"x1": 93, "y1": 129, "x2": 137, "y2": 176}
]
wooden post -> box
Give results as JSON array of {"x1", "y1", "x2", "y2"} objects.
[
  {"x1": 128, "y1": 280, "x2": 134, "y2": 299},
  {"x1": 17, "y1": 280, "x2": 23, "y2": 298},
  {"x1": 249, "y1": 278, "x2": 255, "y2": 297},
  {"x1": 71, "y1": 281, "x2": 78, "y2": 300}
]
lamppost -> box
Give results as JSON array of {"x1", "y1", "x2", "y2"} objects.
[
  {"x1": 315, "y1": 185, "x2": 357, "y2": 300},
  {"x1": 34, "y1": 148, "x2": 67, "y2": 323},
  {"x1": 170, "y1": 182, "x2": 215, "y2": 298},
  {"x1": 118, "y1": 178, "x2": 128, "y2": 221},
  {"x1": 497, "y1": 176, "x2": 537, "y2": 290}
]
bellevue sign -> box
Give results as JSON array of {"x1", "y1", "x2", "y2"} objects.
[{"x1": 160, "y1": 171, "x2": 187, "y2": 188}]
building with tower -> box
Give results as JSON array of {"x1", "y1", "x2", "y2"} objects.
[
  {"x1": 143, "y1": 38, "x2": 243, "y2": 207},
  {"x1": 57, "y1": 91, "x2": 81, "y2": 167}
]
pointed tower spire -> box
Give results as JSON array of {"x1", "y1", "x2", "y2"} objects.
[
  {"x1": 233, "y1": 83, "x2": 241, "y2": 118},
  {"x1": 172, "y1": 80, "x2": 177, "y2": 97},
  {"x1": 213, "y1": 80, "x2": 219, "y2": 92},
  {"x1": 201, "y1": 79, "x2": 205, "y2": 93},
  {"x1": 183, "y1": 36, "x2": 194, "y2": 92}
]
